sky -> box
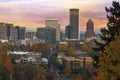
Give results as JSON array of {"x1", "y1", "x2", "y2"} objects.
[{"x1": 0, "y1": 0, "x2": 119, "y2": 31}]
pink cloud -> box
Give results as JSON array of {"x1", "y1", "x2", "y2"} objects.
[{"x1": 0, "y1": 0, "x2": 116, "y2": 31}]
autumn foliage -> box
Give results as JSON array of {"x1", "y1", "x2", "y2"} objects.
[
  {"x1": 0, "y1": 42, "x2": 13, "y2": 76},
  {"x1": 76, "y1": 74, "x2": 83, "y2": 80},
  {"x1": 94, "y1": 35, "x2": 120, "y2": 80},
  {"x1": 5, "y1": 57, "x2": 14, "y2": 75}
]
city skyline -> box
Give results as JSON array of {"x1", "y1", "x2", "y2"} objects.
[{"x1": 0, "y1": 0, "x2": 119, "y2": 31}]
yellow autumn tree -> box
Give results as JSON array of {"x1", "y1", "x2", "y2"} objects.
[
  {"x1": 58, "y1": 44, "x2": 67, "y2": 52},
  {"x1": 66, "y1": 47, "x2": 75, "y2": 55},
  {"x1": 94, "y1": 35, "x2": 120, "y2": 80}
]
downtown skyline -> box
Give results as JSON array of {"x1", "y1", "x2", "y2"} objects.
[{"x1": 0, "y1": 0, "x2": 119, "y2": 31}]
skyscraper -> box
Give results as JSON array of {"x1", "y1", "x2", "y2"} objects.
[
  {"x1": 8, "y1": 24, "x2": 18, "y2": 42},
  {"x1": 15, "y1": 26, "x2": 26, "y2": 40},
  {"x1": 36, "y1": 27, "x2": 56, "y2": 45},
  {"x1": 45, "y1": 19, "x2": 61, "y2": 41},
  {"x1": 65, "y1": 25, "x2": 74, "y2": 39},
  {"x1": 0, "y1": 23, "x2": 8, "y2": 40},
  {"x1": 85, "y1": 19, "x2": 95, "y2": 40},
  {"x1": 70, "y1": 9, "x2": 79, "y2": 39},
  {"x1": 0, "y1": 23, "x2": 18, "y2": 42}
]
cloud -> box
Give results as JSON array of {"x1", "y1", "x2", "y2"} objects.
[{"x1": 0, "y1": 0, "x2": 115, "y2": 31}]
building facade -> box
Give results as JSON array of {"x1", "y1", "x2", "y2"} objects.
[
  {"x1": 8, "y1": 24, "x2": 18, "y2": 42},
  {"x1": 45, "y1": 19, "x2": 61, "y2": 41},
  {"x1": 15, "y1": 26, "x2": 26, "y2": 40},
  {"x1": 0, "y1": 23, "x2": 8, "y2": 40},
  {"x1": 65, "y1": 25, "x2": 74, "y2": 39},
  {"x1": 0, "y1": 23, "x2": 18, "y2": 42},
  {"x1": 70, "y1": 9, "x2": 79, "y2": 39},
  {"x1": 25, "y1": 31, "x2": 36, "y2": 39},
  {"x1": 85, "y1": 19, "x2": 95, "y2": 40},
  {"x1": 36, "y1": 27, "x2": 56, "y2": 45}
]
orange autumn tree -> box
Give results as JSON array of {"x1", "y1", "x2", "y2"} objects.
[
  {"x1": 0, "y1": 42, "x2": 13, "y2": 76},
  {"x1": 0, "y1": 42, "x2": 7, "y2": 64},
  {"x1": 94, "y1": 35, "x2": 120, "y2": 80},
  {"x1": 5, "y1": 56, "x2": 14, "y2": 75},
  {"x1": 76, "y1": 74, "x2": 83, "y2": 80}
]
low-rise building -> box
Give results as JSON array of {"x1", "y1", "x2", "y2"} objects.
[
  {"x1": 21, "y1": 57, "x2": 48, "y2": 66},
  {"x1": 16, "y1": 52, "x2": 48, "y2": 66},
  {"x1": 63, "y1": 57, "x2": 81, "y2": 73},
  {"x1": 62, "y1": 55, "x2": 93, "y2": 73}
]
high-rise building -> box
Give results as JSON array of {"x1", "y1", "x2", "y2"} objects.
[
  {"x1": 15, "y1": 26, "x2": 26, "y2": 40},
  {"x1": 70, "y1": 9, "x2": 79, "y2": 39},
  {"x1": 0, "y1": 23, "x2": 8, "y2": 40},
  {"x1": 36, "y1": 27, "x2": 56, "y2": 44},
  {"x1": 25, "y1": 31, "x2": 36, "y2": 39},
  {"x1": 65, "y1": 25, "x2": 74, "y2": 39},
  {"x1": 8, "y1": 24, "x2": 18, "y2": 42},
  {"x1": 0, "y1": 23, "x2": 18, "y2": 42},
  {"x1": 45, "y1": 19, "x2": 61, "y2": 41},
  {"x1": 85, "y1": 19, "x2": 95, "y2": 40}
]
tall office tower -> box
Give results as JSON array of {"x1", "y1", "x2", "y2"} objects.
[
  {"x1": 45, "y1": 19, "x2": 61, "y2": 41},
  {"x1": 25, "y1": 31, "x2": 36, "y2": 39},
  {"x1": 0, "y1": 23, "x2": 18, "y2": 42},
  {"x1": 36, "y1": 27, "x2": 56, "y2": 44},
  {"x1": 70, "y1": 9, "x2": 79, "y2": 39},
  {"x1": 85, "y1": 19, "x2": 95, "y2": 40},
  {"x1": 65, "y1": 25, "x2": 74, "y2": 39},
  {"x1": 0, "y1": 23, "x2": 8, "y2": 40},
  {"x1": 15, "y1": 26, "x2": 26, "y2": 40},
  {"x1": 8, "y1": 24, "x2": 18, "y2": 42}
]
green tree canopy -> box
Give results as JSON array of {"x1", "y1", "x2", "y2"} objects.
[
  {"x1": 0, "y1": 64, "x2": 10, "y2": 80},
  {"x1": 93, "y1": 1, "x2": 120, "y2": 67},
  {"x1": 93, "y1": 1, "x2": 120, "y2": 52}
]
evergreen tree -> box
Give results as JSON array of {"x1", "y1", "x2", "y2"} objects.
[
  {"x1": 93, "y1": 1, "x2": 120, "y2": 52},
  {"x1": 93, "y1": 1, "x2": 120, "y2": 67}
]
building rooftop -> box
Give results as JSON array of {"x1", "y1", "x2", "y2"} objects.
[{"x1": 63, "y1": 57, "x2": 81, "y2": 61}]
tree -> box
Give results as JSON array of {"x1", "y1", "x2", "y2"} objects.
[
  {"x1": 5, "y1": 57, "x2": 13, "y2": 76},
  {"x1": 76, "y1": 74, "x2": 83, "y2": 80},
  {"x1": 93, "y1": 1, "x2": 120, "y2": 52},
  {"x1": 13, "y1": 64, "x2": 46, "y2": 80},
  {"x1": 32, "y1": 43, "x2": 50, "y2": 57},
  {"x1": 94, "y1": 35, "x2": 120, "y2": 80},
  {"x1": 66, "y1": 47, "x2": 75, "y2": 55},
  {"x1": 0, "y1": 64, "x2": 10, "y2": 80},
  {"x1": 25, "y1": 44, "x2": 33, "y2": 51},
  {"x1": 58, "y1": 44, "x2": 67, "y2": 52},
  {"x1": 0, "y1": 45, "x2": 7, "y2": 64},
  {"x1": 82, "y1": 42, "x2": 94, "y2": 53},
  {"x1": 64, "y1": 66, "x2": 72, "y2": 76},
  {"x1": 45, "y1": 72, "x2": 56, "y2": 80},
  {"x1": 93, "y1": 1, "x2": 120, "y2": 67},
  {"x1": 19, "y1": 45, "x2": 25, "y2": 51}
]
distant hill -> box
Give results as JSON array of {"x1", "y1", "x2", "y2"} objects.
[
  {"x1": 61, "y1": 32, "x2": 100, "y2": 39},
  {"x1": 80, "y1": 32, "x2": 100, "y2": 39}
]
